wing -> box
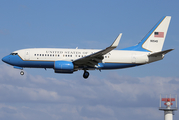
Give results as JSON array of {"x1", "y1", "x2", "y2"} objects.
[{"x1": 73, "y1": 33, "x2": 122, "y2": 68}]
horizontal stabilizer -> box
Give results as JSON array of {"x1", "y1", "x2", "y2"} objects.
[{"x1": 148, "y1": 49, "x2": 174, "y2": 57}]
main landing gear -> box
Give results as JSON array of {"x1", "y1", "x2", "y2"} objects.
[
  {"x1": 20, "y1": 71, "x2": 24, "y2": 75},
  {"x1": 83, "y1": 70, "x2": 89, "y2": 79}
]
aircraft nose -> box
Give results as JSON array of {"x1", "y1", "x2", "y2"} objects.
[{"x1": 2, "y1": 55, "x2": 9, "y2": 63}]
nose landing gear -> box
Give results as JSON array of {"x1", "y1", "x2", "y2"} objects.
[{"x1": 83, "y1": 70, "x2": 89, "y2": 79}]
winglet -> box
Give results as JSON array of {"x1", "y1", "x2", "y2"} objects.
[{"x1": 111, "y1": 33, "x2": 122, "y2": 48}]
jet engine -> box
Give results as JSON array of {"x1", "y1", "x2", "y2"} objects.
[{"x1": 54, "y1": 61, "x2": 74, "y2": 73}]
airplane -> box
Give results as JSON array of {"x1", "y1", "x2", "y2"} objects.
[{"x1": 2, "y1": 16, "x2": 173, "y2": 79}]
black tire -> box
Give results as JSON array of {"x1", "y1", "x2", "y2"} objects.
[
  {"x1": 20, "y1": 71, "x2": 24, "y2": 75},
  {"x1": 83, "y1": 71, "x2": 89, "y2": 79}
]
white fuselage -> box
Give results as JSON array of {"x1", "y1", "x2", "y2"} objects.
[{"x1": 15, "y1": 48, "x2": 150, "y2": 64}]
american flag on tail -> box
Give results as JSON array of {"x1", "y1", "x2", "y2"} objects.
[{"x1": 154, "y1": 32, "x2": 164, "y2": 38}]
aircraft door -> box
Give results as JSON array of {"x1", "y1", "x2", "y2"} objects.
[
  {"x1": 131, "y1": 53, "x2": 136, "y2": 63},
  {"x1": 25, "y1": 51, "x2": 30, "y2": 60}
]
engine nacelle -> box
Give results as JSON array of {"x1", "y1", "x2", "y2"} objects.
[{"x1": 54, "y1": 61, "x2": 74, "y2": 73}]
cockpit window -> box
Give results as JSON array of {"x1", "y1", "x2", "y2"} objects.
[{"x1": 10, "y1": 53, "x2": 18, "y2": 56}]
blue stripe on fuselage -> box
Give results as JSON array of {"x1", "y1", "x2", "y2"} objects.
[
  {"x1": 78, "y1": 63, "x2": 142, "y2": 70},
  {"x1": 2, "y1": 55, "x2": 54, "y2": 68},
  {"x1": 3, "y1": 55, "x2": 142, "y2": 69},
  {"x1": 100, "y1": 62, "x2": 142, "y2": 69}
]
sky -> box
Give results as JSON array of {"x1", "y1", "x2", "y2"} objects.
[{"x1": 0, "y1": 0, "x2": 179, "y2": 120}]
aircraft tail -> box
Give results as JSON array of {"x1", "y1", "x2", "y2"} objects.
[{"x1": 122, "y1": 16, "x2": 171, "y2": 52}]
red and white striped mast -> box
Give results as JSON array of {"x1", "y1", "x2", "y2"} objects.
[{"x1": 159, "y1": 94, "x2": 178, "y2": 120}]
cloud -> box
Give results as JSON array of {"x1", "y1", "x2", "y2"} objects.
[
  {"x1": 80, "y1": 105, "x2": 114, "y2": 118},
  {"x1": 0, "y1": 64, "x2": 178, "y2": 120}
]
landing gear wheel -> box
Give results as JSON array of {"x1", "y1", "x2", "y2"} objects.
[
  {"x1": 83, "y1": 70, "x2": 89, "y2": 79},
  {"x1": 20, "y1": 71, "x2": 24, "y2": 75}
]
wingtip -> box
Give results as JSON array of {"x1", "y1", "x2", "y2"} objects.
[{"x1": 111, "y1": 33, "x2": 122, "y2": 47}]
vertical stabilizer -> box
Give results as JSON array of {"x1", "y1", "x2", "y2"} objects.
[
  {"x1": 142, "y1": 16, "x2": 171, "y2": 52},
  {"x1": 121, "y1": 16, "x2": 171, "y2": 52}
]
